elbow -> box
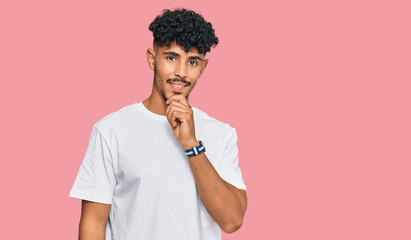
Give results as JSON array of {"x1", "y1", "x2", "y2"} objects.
[{"x1": 220, "y1": 216, "x2": 243, "y2": 233}]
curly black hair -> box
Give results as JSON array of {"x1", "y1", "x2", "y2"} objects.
[{"x1": 149, "y1": 9, "x2": 219, "y2": 54}]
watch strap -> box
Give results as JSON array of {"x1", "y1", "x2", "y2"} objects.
[{"x1": 184, "y1": 141, "x2": 205, "y2": 158}]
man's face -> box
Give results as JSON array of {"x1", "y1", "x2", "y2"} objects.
[{"x1": 147, "y1": 42, "x2": 208, "y2": 102}]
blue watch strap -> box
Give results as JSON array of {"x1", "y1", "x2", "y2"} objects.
[{"x1": 185, "y1": 141, "x2": 206, "y2": 158}]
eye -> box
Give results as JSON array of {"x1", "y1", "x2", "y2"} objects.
[
  {"x1": 167, "y1": 56, "x2": 176, "y2": 61},
  {"x1": 189, "y1": 60, "x2": 198, "y2": 66}
]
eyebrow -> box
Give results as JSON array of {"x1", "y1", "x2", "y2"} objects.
[{"x1": 163, "y1": 51, "x2": 204, "y2": 61}]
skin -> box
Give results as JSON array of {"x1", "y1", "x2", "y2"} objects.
[
  {"x1": 78, "y1": 201, "x2": 110, "y2": 240},
  {"x1": 143, "y1": 41, "x2": 208, "y2": 117},
  {"x1": 78, "y1": 42, "x2": 247, "y2": 239}
]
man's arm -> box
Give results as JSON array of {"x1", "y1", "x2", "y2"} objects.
[
  {"x1": 78, "y1": 200, "x2": 111, "y2": 240},
  {"x1": 187, "y1": 151, "x2": 247, "y2": 233},
  {"x1": 165, "y1": 95, "x2": 247, "y2": 233}
]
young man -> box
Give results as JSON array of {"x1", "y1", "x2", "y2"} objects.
[{"x1": 70, "y1": 9, "x2": 247, "y2": 240}]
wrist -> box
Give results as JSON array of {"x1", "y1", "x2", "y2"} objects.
[
  {"x1": 182, "y1": 139, "x2": 199, "y2": 150},
  {"x1": 184, "y1": 140, "x2": 206, "y2": 158}
]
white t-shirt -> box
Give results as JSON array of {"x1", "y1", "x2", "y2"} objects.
[{"x1": 70, "y1": 102, "x2": 246, "y2": 240}]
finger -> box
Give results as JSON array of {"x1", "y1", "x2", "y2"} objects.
[
  {"x1": 169, "y1": 111, "x2": 184, "y2": 128},
  {"x1": 166, "y1": 105, "x2": 191, "y2": 121},
  {"x1": 166, "y1": 101, "x2": 192, "y2": 116},
  {"x1": 166, "y1": 107, "x2": 176, "y2": 127},
  {"x1": 166, "y1": 94, "x2": 189, "y2": 106},
  {"x1": 167, "y1": 106, "x2": 191, "y2": 127},
  {"x1": 172, "y1": 123, "x2": 180, "y2": 136},
  {"x1": 168, "y1": 100, "x2": 191, "y2": 109}
]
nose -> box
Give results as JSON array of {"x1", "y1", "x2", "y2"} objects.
[{"x1": 174, "y1": 61, "x2": 187, "y2": 79}]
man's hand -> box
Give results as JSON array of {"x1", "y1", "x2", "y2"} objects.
[
  {"x1": 165, "y1": 95, "x2": 198, "y2": 149},
  {"x1": 166, "y1": 95, "x2": 247, "y2": 233}
]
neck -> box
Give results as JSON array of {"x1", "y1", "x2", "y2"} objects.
[
  {"x1": 143, "y1": 95, "x2": 167, "y2": 116},
  {"x1": 143, "y1": 88, "x2": 190, "y2": 116}
]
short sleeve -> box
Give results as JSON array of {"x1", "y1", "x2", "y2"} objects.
[
  {"x1": 69, "y1": 126, "x2": 116, "y2": 204},
  {"x1": 218, "y1": 127, "x2": 246, "y2": 191}
]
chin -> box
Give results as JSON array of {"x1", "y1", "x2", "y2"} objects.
[{"x1": 162, "y1": 90, "x2": 190, "y2": 102}]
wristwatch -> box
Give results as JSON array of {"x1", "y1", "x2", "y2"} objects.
[{"x1": 184, "y1": 141, "x2": 206, "y2": 158}]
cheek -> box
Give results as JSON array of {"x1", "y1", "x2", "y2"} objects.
[
  {"x1": 154, "y1": 67, "x2": 169, "y2": 81},
  {"x1": 188, "y1": 68, "x2": 203, "y2": 80}
]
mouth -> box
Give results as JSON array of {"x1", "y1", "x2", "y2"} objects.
[
  {"x1": 167, "y1": 77, "x2": 191, "y2": 92},
  {"x1": 169, "y1": 82, "x2": 188, "y2": 92}
]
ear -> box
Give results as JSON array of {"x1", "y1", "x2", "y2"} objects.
[
  {"x1": 146, "y1": 48, "x2": 156, "y2": 71},
  {"x1": 200, "y1": 59, "x2": 209, "y2": 75}
]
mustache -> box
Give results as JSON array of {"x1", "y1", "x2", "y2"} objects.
[{"x1": 166, "y1": 78, "x2": 191, "y2": 86}]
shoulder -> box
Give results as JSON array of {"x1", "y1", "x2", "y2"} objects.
[
  {"x1": 193, "y1": 107, "x2": 237, "y2": 141},
  {"x1": 93, "y1": 102, "x2": 140, "y2": 134}
]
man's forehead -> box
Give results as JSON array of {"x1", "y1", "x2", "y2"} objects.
[{"x1": 156, "y1": 42, "x2": 204, "y2": 57}]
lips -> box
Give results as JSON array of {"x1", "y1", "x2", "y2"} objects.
[{"x1": 169, "y1": 82, "x2": 187, "y2": 92}]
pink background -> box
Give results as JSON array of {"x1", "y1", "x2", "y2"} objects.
[{"x1": 1, "y1": 0, "x2": 410, "y2": 239}]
